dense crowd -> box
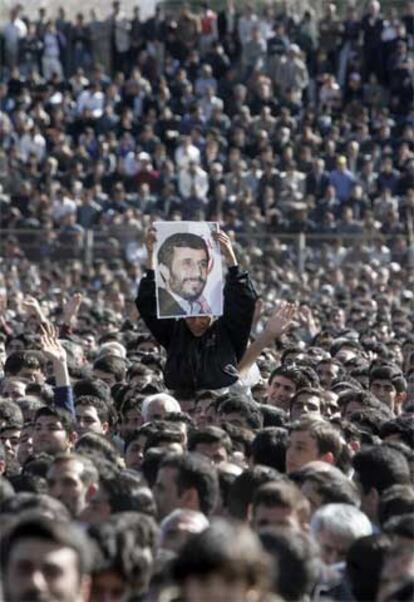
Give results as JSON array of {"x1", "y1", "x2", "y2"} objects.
[{"x1": 0, "y1": 1, "x2": 414, "y2": 602}]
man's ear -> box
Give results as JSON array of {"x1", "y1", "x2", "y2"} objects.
[
  {"x1": 68, "y1": 430, "x2": 78, "y2": 449},
  {"x1": 0, "y1": 459, "x2": 6, "y2": 475},
  {"x1": 179, "y1": 487, "x2": 199, "y2": 512},
  {"x1": 395, "y1": 392, "x2": 407, "y2": 414},
  {"x1": 86, "y1": 483, "x2": 98, "y2": 502},
  {"x1": 320, "y1": 451, "x2": 335, "y2": 465},
  {"x1": 101, "y1": 421, "x2": 110, "y2": 435}
]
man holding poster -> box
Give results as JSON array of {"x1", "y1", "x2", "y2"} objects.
[
  {"x1": 136, "y1": 222, "x2": 257, "y2": 391},
  {"x1": 155, "y1": 223, "x2": 221, "y2": 319}
]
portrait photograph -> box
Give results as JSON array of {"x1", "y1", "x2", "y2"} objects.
[{"x1": 154, "y1": 221, "x2": 223, "y2": 319}]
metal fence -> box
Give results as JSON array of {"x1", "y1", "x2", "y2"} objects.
[{"x1": 1, "y1": 228, "x2": 412, "y2": 273}]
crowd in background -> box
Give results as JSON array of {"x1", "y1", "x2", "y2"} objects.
[{"x1": 0, "y1": 1, "x2": 414, "y2": 602}]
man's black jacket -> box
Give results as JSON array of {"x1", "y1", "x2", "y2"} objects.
[{"x1": 136, "y1": 266, "x2": 257, "y2": 390}]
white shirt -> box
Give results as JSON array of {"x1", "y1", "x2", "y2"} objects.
[
  {"x1": 178, "y1": 166, "x2": 209, "y2": 200},
  {"x1": 175, "y1": 144, "x2": 201, "y2": 170}
]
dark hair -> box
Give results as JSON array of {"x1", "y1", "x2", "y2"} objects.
[
  {"x1": 338, "y1": 390, "x2": 381, "y2": 413},
  {"x1": 253, "y1": 480, "x2": 308, "y2": 517},
  {"x1": 0, "y1": 475, "x2": 14, "y2": 504},
  {"x1": 93, "y1": 356, "x2": 126, "y2": 382},
  {"x1": 0, "y1": 398, "x2": 24, "y2": 429},
  {"x1": 75, "y1": 432, "x2": 120, "y2": 465},
  {"x1": 188, "y1": 426, "x2": 232, "y2": 454},
  {"x1": 217, "y1": 396, "x2": 263, "y2": 430},
  {"x1": 157, "y1": 232, "x2": 209, "y2": 269},
  {"x1": 173, "y1": 521, "x2": 269, "y2": 589},
  {"x1": 380, "y1": 416, "x2": 414, "y2": 448},
  {"x1": 141, "y1": 447, "x2": 169, "y2": 488},
  {"x1": 73, "y1": 378, "x2": 111, "y2": 402},
  {"x1": 383, "y1": 513, "x2": 414, "y2": 540},
  {"x1": 159, "y1": 453, "x2": 219, "y2": 516},
  {"x1": 260, "y1": 528, "x2": 319, "y2": 601},
  {"x1": 290, "y1": 466, "x2": 360, "y2": 507},
  {"x1": 228, "y1": 465, "x2": 282, "y2": 520},
  {"x1": 0, "y1": 514, "x2": 91, "y2": 577},
  {"x1": 34, "y1": 405, "x2": 76, "y2": 434},
  {"x1": 50, "y1": 453, "x2": 99, "y2": 486},
  {"x1": 251, "y1": 427, "x2": 288, "y2": 473},
  {"x1": 378, "y1": 485, "x2": 414, "y2": 527},
  {"x1": 269, "y1": 365, "x2": 311, "y2": 390},
  {"x1": 4, "y1": 351, "x2": 42, "y2": 377},
  {"x1": 353, "y1": 446, "x2": 411, "y2": 495},
  {"x1": 346, "y1": 534, "x2": 391, "y2": 602},
  {"x1": 369, "y1": 366, "x2": 407, "y2": 393},
  {"x1": 88, "y1": 512, "x2": 158, "y2": 593},
  {"x1": 75, "y1": 395, "x2": 111, "y2": 425},
  {"x1": 289, "y1": 417, "x2": 344, "y2": 462},
  {"x1": 0, "y1": 492, "x2": 71, "y2": 521},
  {"x1": 258, "y1": 404, "x2": 287, "y2": 428}
]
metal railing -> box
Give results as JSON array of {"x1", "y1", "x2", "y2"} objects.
[{"x1": 1, "y1": 228, "x2": 412, "y2": 273}]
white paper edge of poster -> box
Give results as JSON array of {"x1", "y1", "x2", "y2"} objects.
[{"x1": 154, "y1": 221, "x2": 223, "y2": 319}]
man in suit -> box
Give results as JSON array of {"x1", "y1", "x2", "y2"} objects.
[{"x1": 156, "y1": 232, "x2": 212, "y2": 318}]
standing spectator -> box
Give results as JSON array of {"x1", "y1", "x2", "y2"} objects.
[
  {"x1": 111, "y1": 1, "x2": 131, "y2": 74},
  {"x1": 3, "y1": 6, "x2": 27, "y2": 75},
  {"x1": 361, "y1": 0, "x2": 384, "y2": 82},
  {"x1": 42, "y1": 21, "x2": 64, "y2": 81},
  {"x1": 329, "y1": 156, "x2": 356, "y2": 203},
  {"x1": 71, "y1": 13, "x2": 92, "y2": 75}
]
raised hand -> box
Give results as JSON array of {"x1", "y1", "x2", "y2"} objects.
[
  {"x1": 144, "y1": 226, "x2": 157, "y2": 269},
  {"x1": 264, "y1": 302, "x2": 297, "y2": 339},
  {"x1": 63, "y1": 293, "x2": 83, "y2": 326},
  {"x1": 22, "y1": 295, "x2": 47, "y2": 323},
  {"x1": 214, "y1": 230, "x2": 237, "y2": 266},
  {"x1": 39, "y1": 322, "x2": 67, "y2": 365}
]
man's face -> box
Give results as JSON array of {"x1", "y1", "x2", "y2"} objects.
[
  {"x1": 315, "y1": 528, "x2": 352, "y2": 565},
  {"x1": 1, "y1": 378, "x2": 27, "y2": 400},
  {"x1": 370, "y1": 379, "x2": 398, "y2": 410},
  {"x1": 47, "y1": 459, "x2": 93, "y2": 517},
  {"x1": 253, "y1": 504, "x2": 301, "y2": 531},
  {"x1": 267, "y1": 375, "x2": 296, "y2": 410},
  {"x1": 286, "y1": 430, "x2": 321, "y2": 473},
  {"x1": 194, "y1": 442, "x2": 228, "y2": 465},
  {"x1": 290, "y1": 394, "x2": 321, "y2": 422},
  {"x1": 317, "y1": 362, "x2": 340, "y2": 388},
  {"x1": 165, "y1": 246, "x2": 208, "y2": 301},
  {"x1": 33, "y1": 416, "x2": 71, "y2": 455},
  {"x1": 0, "y1": 427, "x2": 21, "y2": 460},
  {"x1": 75, "y1": 405, "x2": 107, "y2": 437},
  {"x1": 91, "y1": 570, "x2": 126, "y2": 602},
  {"x1": 154, "y1": 466, "x2": 181, "y2": 519},
  {"x1": 4, "y1": 539, "x2": 87, "y2": 602},
  {"x1": 121, "y1": 407, "x2": 143, "y2": 437},
  {"x1": 125, "y1": 435, "x2": 146, "y2": 471}
]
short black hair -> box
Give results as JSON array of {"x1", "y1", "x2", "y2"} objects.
[
  {"x1": 157, "y1": 233, "x2": 209, "y2": 269},
  {"x1": 269, "y1": 365, "x2": 311, "y2": 390},
  {"x1": 369, "y1": 366, "x2": 407, "y2": 393},
  {"x1": 217, "y1": 396, "x2": 263, "y2": 430},
  {"x1": 251, "y1": 427, "x2": 288, "y2": 472},
  {"x1": 34, "y1": 406, "x2": 76, "y2": 435},
  {"x1": 0, "y1": 514, "x2": 91, "y2": 577},
  {"x1": 260, "y1": 528, "x2": 319, "y2": 601},
  {"x1": 159, "y1": 453, "x2": 219, "y2": 516},
  {"x1": 353, "y1": 446, "x2": 411, "y2": 495}
]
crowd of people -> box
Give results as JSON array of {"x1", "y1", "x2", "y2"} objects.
[{"x1": 0, "y1": 1, "x2": 414, "y2": 601}]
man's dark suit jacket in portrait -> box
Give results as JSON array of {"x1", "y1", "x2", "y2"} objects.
[{"x1": 157, "y1": 287, "x2": 187, "y2": 317}]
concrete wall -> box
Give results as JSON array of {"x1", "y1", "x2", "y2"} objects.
[{"x1": 0, "y1": 0, "x2": 157, "y2": 25}]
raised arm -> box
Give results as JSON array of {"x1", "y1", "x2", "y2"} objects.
[
  {"x1": 135, "y1": 227, "x2": 175, "y2": 348},
  {"x1": 216, "y1": 230, "x2": 258, "y2": 361},
  {"x1": 238, "y1": 302, "x2": 296, "y2": 375}
]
